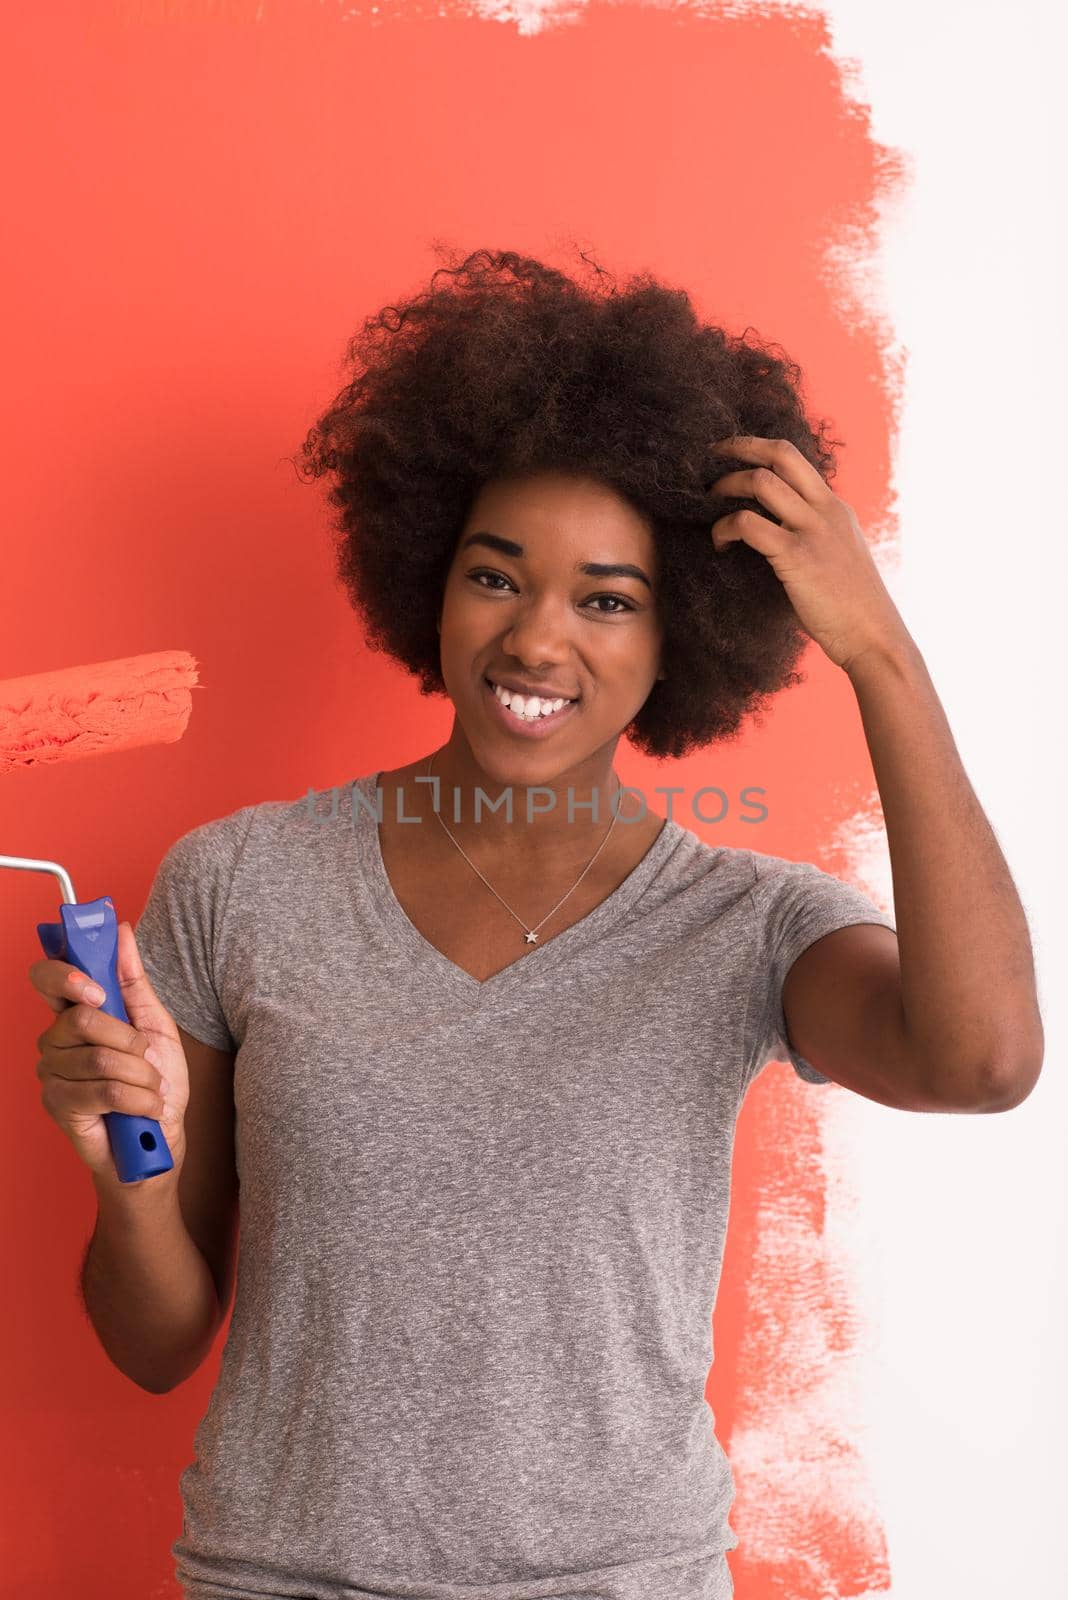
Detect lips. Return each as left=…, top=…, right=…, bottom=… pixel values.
left=485, top=675, right=579, bottom=702
left=481, top=674, right=581, bottom=738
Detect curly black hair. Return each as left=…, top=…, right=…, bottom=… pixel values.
left=291, top=245, right=843, bottom=761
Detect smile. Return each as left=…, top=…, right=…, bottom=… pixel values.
left=482, top=676, right=581, bottom=739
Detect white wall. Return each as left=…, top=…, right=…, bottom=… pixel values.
left=814, top=3, right=1066, bottom=1594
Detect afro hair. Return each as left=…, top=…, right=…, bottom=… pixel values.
left=292, top=244, right=844, bottom=761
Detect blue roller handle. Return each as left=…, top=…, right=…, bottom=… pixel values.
left=37, top=896, right=174, bottom=1184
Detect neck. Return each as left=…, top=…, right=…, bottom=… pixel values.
left=418, top=738, right=626, bottom=859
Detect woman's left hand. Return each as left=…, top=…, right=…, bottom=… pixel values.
left=708, top=434, right=912, bottom=673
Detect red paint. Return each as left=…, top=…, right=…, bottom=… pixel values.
left=2, top=3, right=905, bottom=1595
left=0, top=651, right=199, bottom=774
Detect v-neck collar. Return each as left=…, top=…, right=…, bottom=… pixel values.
left=348, top=770, right=683, bottom=1005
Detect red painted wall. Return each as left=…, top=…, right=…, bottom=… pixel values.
left=1, top=3, right=905, bottom=1594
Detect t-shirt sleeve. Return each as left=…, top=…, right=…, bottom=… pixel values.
left=132, top=807, right=257, bottom=1053
left=742, top=853, right=897, bottom=1091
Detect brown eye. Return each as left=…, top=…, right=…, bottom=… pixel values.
left=467, top=571, right=635, bottom=615
left=468, top=571, right=513, bottom=591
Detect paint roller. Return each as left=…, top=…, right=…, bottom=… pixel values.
left=1, top=649, right=200, bottom=1183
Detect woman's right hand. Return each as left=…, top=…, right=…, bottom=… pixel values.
left=30, top=921, right=189, bottom=1184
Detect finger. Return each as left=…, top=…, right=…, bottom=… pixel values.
left=37, top=1035, right=161, bottom=1086
left=712, top=507, right=789, bottom=558
left=710, top=436, right=832, bottom=505
left=114, top=921, right=179, bottom=1040
left=115, top=920, right=144, bottom=984
left=42, top=999, right=147, bottom=1058
left=58, top=1078, right=167, bottom=1124
left=28, top=958, right=107, bottom=1013
left=711, top=466, right=815, bottom=532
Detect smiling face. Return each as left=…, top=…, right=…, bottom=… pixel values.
left=436, top=471, right=667, bottom=789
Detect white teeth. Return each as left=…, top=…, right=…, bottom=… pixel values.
left=490, top=680, right=574, bottom=720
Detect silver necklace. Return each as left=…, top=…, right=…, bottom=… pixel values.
left=424, top=750, right=622, bottom=945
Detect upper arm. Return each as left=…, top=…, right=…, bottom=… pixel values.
left=177, top=1025, right=240, bottom=1317
left=781, top=923, right=990, bottom=1113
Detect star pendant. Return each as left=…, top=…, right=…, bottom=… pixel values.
left=524, top=930, right=539, bottom=944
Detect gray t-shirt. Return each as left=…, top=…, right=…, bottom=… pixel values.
left=134, top=771, right=896, bottom=1600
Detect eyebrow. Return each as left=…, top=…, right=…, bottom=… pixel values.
left=460, top=531, right=653, bottom=591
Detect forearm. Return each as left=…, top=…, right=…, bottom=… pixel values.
left=846, top=633, right=1044, bottom=1105
left=80, top=1169, right=222, bottom=1395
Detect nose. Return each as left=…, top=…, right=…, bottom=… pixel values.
left=499, top=594, right=577, bottom=670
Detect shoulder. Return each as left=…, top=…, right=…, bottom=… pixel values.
left=743, top=845, right=895, bottom=941
left=153, top=793, right=308, bottom=896
left=162, top=777, right=382, bottom=900
left=658, top=832, right=808, bottom=908
left=162, top=798, right=271, bottom=865
left=742, top=846, right=883, bottom=911
left=745, top=846, right=828, bottom=889
left=638, top=825, right=886, bottom=917
left=631, top=822, right=762, bottom=940
left=169, top=777, right=369, bottom=854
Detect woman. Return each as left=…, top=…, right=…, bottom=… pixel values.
left=40, top=248, right=1043, bottom=1600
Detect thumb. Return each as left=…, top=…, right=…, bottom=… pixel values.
left=114, top=920, right=178, bottom=1039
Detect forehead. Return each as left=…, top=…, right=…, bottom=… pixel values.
left=463, top=472, right=655, bottom=557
